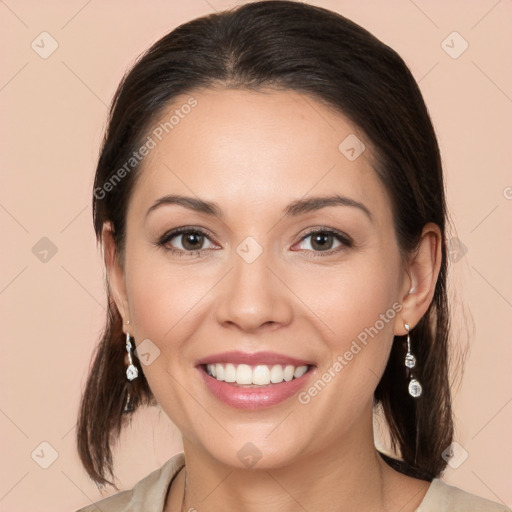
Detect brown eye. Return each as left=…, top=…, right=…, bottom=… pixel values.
left=295, top=229, right=352, bottom=254
left=179, top=232, right=205, bottom=250
left=309, top=232, right=335, bottom=251
left=159, top=228, right=216, bottom=253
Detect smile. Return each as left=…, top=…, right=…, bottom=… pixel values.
left=205, top=363, right=309, bottom=386
left=196, top=352, right=316, bottom=409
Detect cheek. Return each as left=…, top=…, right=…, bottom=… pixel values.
left=295, top=254, right=401, bottom=394
left=125, top=248, right=209, bottom=338
left=123, top=252, right=218, bottom=394
left=294, top=254, right=401, bottom=342
left=123, top=257, right=205, bottom=421
left=291, top=263, right=401, bottom=432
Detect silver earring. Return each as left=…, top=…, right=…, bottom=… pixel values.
left=404, top=323, right=422, bottom=398
left=125, top=331, right=138, bottom=381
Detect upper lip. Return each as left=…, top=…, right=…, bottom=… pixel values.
left=195, top=351, right=315, bottom=367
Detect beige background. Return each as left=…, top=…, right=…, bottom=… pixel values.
left=1, top=1, right=511, bottom=510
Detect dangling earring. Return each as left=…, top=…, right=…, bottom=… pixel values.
left=125, top=330, right=138, bottom=381
left=404, top=323, right=422, bottom=398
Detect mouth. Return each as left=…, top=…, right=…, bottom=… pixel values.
left=202, top=362, right=312, bottom=386
left=195, top=353, right=317, bottom=409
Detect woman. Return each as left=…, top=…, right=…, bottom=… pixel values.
left=75, top=1, right=510, bottom=511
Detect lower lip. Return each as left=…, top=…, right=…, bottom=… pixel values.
left=197, top=366, right=315, bottom=410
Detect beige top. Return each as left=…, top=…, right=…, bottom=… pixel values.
left=76, top=452, right=510, bottom=512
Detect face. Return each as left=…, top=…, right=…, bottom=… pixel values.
left=110, top=88, right=412, bottom=469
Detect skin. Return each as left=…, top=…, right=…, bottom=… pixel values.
left=104, top=88, right=442, bottom=512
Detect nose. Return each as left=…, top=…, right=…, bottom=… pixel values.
left=214, top=249, right=293, bottom=333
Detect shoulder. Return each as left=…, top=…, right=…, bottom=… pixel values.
left=417, top=478, right=511, bottom=512
left=74, top=452, right=185, bottom=512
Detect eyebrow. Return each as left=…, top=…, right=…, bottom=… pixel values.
left=145, top=195, right=222, bottom=220
left=145, top=193, right=373, bottom=222
left=284, top=194, right=373, bottom=221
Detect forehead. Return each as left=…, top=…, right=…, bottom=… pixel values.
left=129, top=88, right=391, bottom=223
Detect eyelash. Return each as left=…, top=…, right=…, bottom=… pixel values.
left=156, top=226, right=353, bottom=258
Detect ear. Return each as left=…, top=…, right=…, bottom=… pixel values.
left=102, top=221, right=130, bottom=334
left=394, top=222, right=443, bottom=336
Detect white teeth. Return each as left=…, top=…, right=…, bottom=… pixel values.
left=283, top=365, right=295, bottom=382
left=215, top=363, right=224, bottom=381
left=252, top=365, right=270, bottom=385
left=294, top=366, right=307, bottom=378
left=224, top=363, right=236, bottom=382
left=236, top=364, right=253, bottom=384
left=205, top=363, right=309, bottom=385
left=270, top=364, right=284, bottom=383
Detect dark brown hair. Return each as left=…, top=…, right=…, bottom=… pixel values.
left=77, top=0, right=453, bottom=490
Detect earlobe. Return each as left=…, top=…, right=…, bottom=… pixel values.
left=102, top=221, right=130, bottom=331
left=394, top=222, right=443, bottom=335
